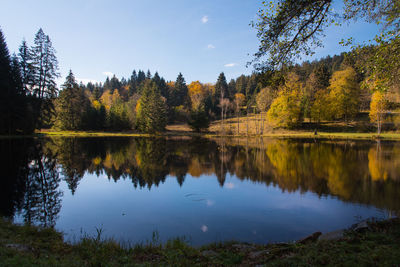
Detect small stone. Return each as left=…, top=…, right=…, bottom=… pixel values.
left=297, top=231, right=322, bottom=244
left=318, top=229, right=345, bottom=241
left=351, top=221, right=369, bottom=232
left=249, top=250, right=270, bottom=259
left=201, top=250, right=218, bottom=257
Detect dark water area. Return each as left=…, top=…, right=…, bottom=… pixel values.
left=1, top=137, right=399, bottom=246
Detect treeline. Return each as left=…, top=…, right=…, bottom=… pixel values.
left=1, top=27, right=398, bottom=134
left=61, top=47, right=398, bottom=133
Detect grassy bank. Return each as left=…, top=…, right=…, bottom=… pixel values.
left=36, top=129, right=400, bottom=140
left=1, top=217, right=399, bottom=266
left=1, top=116, right=400, bottom=140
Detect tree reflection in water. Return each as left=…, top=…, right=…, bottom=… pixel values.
left=1, top=137, right=400, bottom=226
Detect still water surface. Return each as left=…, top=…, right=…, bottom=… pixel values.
left=1, top=137, right=399, bottom=246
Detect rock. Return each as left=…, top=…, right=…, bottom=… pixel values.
left=318, top=229, right=345, bottom=241
left=201, top=250, right=218, bottom=257
left=351, top=220, right=369, bottom=232
left=249, top=250, right=270, bottom=259
left=5, top=243, right=31, bottom=252
left=297, top=231, right=322, bottom=244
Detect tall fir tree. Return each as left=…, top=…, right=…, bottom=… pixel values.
left=136, top=80, right=167, bottom=133
left=18, top=39, right=33, bottom=94
left=146, top=70, right=152, bottom=79
left=55, top=70, right=88, bottom=130
left=0, top=29, right=30, bottom=134
left=215, top=72, right=229, bottom=99
left=31, top=28, right=59, bottom=99
left=129, top=70, right=137, bottom=96
left=152, top=72, right=168, bottom=98
left=30, top=28, right=60, bottom=128
left=170, top=72, right=188, bottom=107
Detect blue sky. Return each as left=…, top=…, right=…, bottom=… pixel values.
left=0, top=0, right=379, bottom=85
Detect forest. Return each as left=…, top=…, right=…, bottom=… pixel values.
left=0, top=23, right=399, bottom=135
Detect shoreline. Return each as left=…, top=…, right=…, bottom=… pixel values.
left=1, top=129, right=400, bottom=140
left=1, top=216, right=399, bottom=265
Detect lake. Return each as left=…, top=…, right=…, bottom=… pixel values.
left=1, top=137, right=399, bottom=246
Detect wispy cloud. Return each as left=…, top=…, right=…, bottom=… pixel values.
left=201, top=15, right=208, bottom=24
left=224, top=63, right=237, bottom=67
left=224, top=182, right=235, bottom=189
left=207, top=44, right=215, bottom=49
left=77, top=78, right=100, bottom=84
left=102, top=71, right=113, bottom=77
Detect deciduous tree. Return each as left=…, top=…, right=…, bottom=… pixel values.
left=328, top=67, right=360, bottom=121
left=369, top=90, right=388, bottom=134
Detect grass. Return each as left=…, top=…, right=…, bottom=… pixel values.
left=1, top=217, right=400, bottom=266
left=1, top=114, right=400, bottom=140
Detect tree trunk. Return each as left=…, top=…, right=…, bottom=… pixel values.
left=237, top=110, right=239, bottom=135
left=246, top=108, right=249, bottom=136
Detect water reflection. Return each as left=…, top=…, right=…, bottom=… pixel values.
left=1, top=137, right=400, bottom=230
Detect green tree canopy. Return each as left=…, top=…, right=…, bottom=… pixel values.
left=252, top=0, right=399, bottom=71
left=136, top=80, right=167, bottom=133
left=55, top=70, right=88, bottom=130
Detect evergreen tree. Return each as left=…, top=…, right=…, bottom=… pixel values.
left=146, top=70, right=152, bottom=79
left=129, top=70, right=137, bottom=96
left=188, top=104, right=210, bottom=132
left=137, top=70, right=146, bottom=85
left=245, top=74, right=258, bottom=101
left=215, top=72, right=229, bottom=99
left=92, top=85, right=102, bottom=100
left=0, top=29, right=30, bottom=134
left=30, top=28, right=60, bottom=127
left=18, top=39, right=33, bottom=94
left=212, top=72, right=229, bottom=118
left=152, top=72, right=168, bottom=98
left=136, top=70, right=146, bottom=94
left=228, top=79, right=236, bottom=98
left=30, top=28, right=59, bottom=99
left=235, top=75, right=247, bottom=94
left=136, top=80, right=167, bottom=133
left=110, top=75, right=121, bottom=90
left=55, top=70, right=88, bottom=130
left=103, top=77, right=111, bottom=91
left=170, top=72, right=189, bottom=107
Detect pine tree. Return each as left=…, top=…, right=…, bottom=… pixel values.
left=129, top=70, right=137, bottom=96
left=18, top=39, right=33, bottom=94
left=136, top=80, right=167, bottom=133
left=188, top=104, right=210, bottom=132
left=30, top=28, right=60, bottom=128
left=55, top=70, right=88, bottom=130
left=146, top=70, right=152, bottom=79
left=110, top=75, right=121, bottom=90
left=152, top=72, right=168, bottom=98
left=170, top=72, right=188, bottom=107
left=103, top=77, right=111, bottom=91
left=137, top=70, right=146, bottom=85
left=0, top=29, right=30, bottom=134
left=31, top=28, right=59, bottom=99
